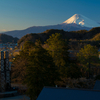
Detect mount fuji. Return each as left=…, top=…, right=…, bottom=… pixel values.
left=62, top=14, right=100, bottom=27
left=1, top=14, right=100, bottom=38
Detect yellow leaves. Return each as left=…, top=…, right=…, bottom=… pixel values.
left=77, top=44, right=98, bottom=59
left=77, top=44, right=98, bottom=71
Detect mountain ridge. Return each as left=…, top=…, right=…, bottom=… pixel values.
left=0, top=34, right=18, bottom=43
left=17, top=27, right=100, bottom=47
left=1, top=14, right=100, bottom=38
left=1, top=24, right=90, bottom=38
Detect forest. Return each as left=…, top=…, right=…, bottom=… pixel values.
left=11, top=27, right=100, bottom=100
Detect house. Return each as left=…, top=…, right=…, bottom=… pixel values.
left=37, top=87, right=100, bottom=100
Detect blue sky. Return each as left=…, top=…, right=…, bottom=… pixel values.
left=0, top=0, right=100, bottom=32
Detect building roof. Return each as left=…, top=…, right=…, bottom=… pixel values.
left=98, top=49, right=100, bottom=52
left=37, top=87, right=100, bottom=100
left=93, top=80, right=100, bottom=90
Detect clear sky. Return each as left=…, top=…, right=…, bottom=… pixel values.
left=0, top=0, right=100, bottom=32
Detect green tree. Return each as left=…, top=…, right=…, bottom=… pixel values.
left=45, top=33, right=69, bottom=77
left=77, top=44, right=99, bottom=78
left=12, top=40, right=59, bottom=100
left=11, top=54, right=27, bottom=83
left=11, top=41, right=35, bottom=83
left=24, top=41, right=58, bottom=99
left=67, top=63, right=82, bottom=79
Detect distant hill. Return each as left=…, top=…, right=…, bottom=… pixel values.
left=1, top=24, right=90, bottom=39
left=0, top=34, right=19, bottom=43
left=18, top=27, right=100, bottom=47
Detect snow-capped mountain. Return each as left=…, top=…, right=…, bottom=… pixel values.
left=1, top=14, right=99, bottom=38
left=62, top=14, right=100, bottom=27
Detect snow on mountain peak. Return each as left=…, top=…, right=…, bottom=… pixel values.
left=62, top=14, right=100, bottom=27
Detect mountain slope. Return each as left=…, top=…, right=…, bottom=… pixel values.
left=18, top=27, right=100, bottom=47
left=1, top=14, right=100, bottom=38
left=0, top=34, right=18, bottom=43
left=62, top=14, right=100, bottom=27
left=2, top=24, right=90, bottom=38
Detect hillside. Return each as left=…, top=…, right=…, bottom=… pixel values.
left=91, top=33, right=100, bottom=41
left=1, top=24, right=90, bottom=39
left=17, top=27, right=100, bottom=47
left=0, top=34, right=19, bottom=43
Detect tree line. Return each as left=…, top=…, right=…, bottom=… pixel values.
left=12, top=33, right=99, bottom=100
